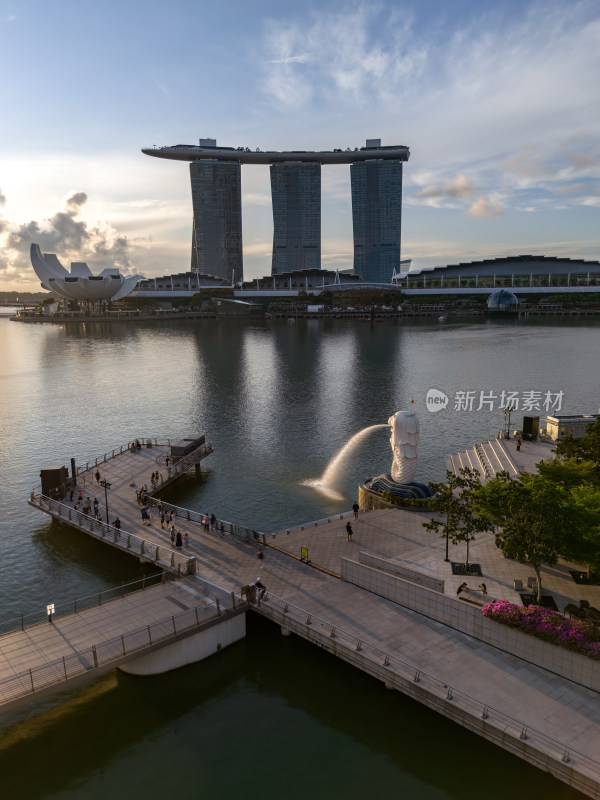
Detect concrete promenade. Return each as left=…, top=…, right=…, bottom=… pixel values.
left=21, top=439, right=600, bottom=797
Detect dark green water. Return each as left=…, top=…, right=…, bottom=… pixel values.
left=1, top=314, right=597, bottom=798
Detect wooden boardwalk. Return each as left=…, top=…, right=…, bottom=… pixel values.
left=19, top=439, right=600, bottom=797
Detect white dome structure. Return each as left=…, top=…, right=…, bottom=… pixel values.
left=30, top=244, right=142, bottom=302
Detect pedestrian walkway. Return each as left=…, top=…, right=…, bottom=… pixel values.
left=25, top=438, right=600, bottom=797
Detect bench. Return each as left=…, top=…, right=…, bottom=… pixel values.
left=458, top=590, right=489, bottom=607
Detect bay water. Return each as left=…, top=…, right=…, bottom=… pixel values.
left=1, top=313, right=598, bottom=799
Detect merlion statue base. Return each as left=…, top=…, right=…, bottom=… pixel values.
left=362, top=409, right=435, bottom=500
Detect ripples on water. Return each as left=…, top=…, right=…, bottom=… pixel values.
left=0, top=315, right=597, bottom=799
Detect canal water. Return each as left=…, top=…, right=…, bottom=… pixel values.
left=1, top=313, right=598, bottom=798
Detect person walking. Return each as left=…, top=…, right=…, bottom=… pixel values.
left=176, top=530, right=183, bottom=549
left=95, top=470, right=100, bottom=483
left=346, top=521, right=353, bottom=541
left=210, top=513, right=217, bottom=531
left=516, top=437, right=522, bottom=452
left=184, top=533, right=189, bottom=548
left=257, top=547, right=264, bottom=568
left=171, top=526, right=176, bottom=548
left=113, top=517, right=121, bottom=530
left=352, top=502, right=359, bottom=520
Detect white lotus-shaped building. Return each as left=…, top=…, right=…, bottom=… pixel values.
left=30, top=244, right=141, bottom=302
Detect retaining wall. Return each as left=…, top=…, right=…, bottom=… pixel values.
left=341, top=557, right=600, bottom=692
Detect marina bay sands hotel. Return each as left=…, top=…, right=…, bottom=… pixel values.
left=142, top=138, right=409, bottom=285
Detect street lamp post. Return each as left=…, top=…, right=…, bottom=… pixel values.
left=504, top=403, right=516, bottom=439
left=100, top=479, right=111, bottom=525
left=445, top=530, right=450, bottom=562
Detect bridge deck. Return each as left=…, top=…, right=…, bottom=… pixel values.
left=0, top=576, right=240, bottom=712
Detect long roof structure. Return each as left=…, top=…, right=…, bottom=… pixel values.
left=142, top=142, right=410, bottom=164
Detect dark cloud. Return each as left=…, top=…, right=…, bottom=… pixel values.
left=3, top=191, right=132, bottom=272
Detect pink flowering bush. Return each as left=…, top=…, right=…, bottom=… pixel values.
left=482, top=599, right=600, bottom=660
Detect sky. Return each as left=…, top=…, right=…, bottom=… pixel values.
left=1, top=0, right=599, bottom=290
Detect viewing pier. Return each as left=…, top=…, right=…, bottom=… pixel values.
left=7, top=437, right=600, bottom=798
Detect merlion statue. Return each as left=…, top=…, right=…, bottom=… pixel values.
left=388, top=410, right=419, bottom=484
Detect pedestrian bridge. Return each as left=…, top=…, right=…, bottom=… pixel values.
left=0, top=574, right=245, bottom=713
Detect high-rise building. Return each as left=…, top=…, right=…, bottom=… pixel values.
left=143, top=138, right=409, bottom=284
left=189, top=158, right=243, bottom=284
left=351, top=150, right=404, bottom=283
left=270, top=162, right=321, bottom=275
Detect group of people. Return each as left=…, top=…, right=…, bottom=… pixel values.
left=150, top=471, right=161, bottom=487
left=170, top=526, right=189, bottom=549
left=201, top=512, right=217, bottom=531
left=131, top=439, right=142, bottom=452
left=456, top=582, right=487, bottom=595
left=73, top=493, right=106, bottom=524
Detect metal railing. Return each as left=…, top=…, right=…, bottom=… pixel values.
left=271, top=510, right=354, bottom=538
left=0, top=578, right=246, bottom=709
left=75, top=438, right=165, bottom=475
left=143, top=494, right=266, bottom=545
left=0, top=572, right=170, bottom=637
left=141, top=441, right=214, bottom=490
left=253, top=591, right=600, bottom=779
left=29, top=492, right=196, bottom=574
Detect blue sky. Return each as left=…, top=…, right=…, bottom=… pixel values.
left=1, top=0, right=599, bottom=289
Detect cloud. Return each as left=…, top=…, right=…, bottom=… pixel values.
left=261, top=7, right=426, bottom=107
left=466, top=197, right=504, bottom=218
left=414, top=173, right=477, bottom=205
left=0, top=191, right=133, bottom=285
left=555, top=183, right=588, bottom=195
left=266, top=55, right=309, bottom=65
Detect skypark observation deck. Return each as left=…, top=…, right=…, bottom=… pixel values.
left=142, top=143, right=410, bottom=164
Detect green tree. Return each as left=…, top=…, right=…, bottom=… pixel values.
left=554, top=419, right=600, bottom=476
left=473, top=472, right=590, bottom=602
left=423, top=468, right=491, bottom=570
left=537, top=457, right=598, bottom=489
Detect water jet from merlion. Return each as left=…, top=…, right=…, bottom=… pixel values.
left=305, top=410, right=434, bottom=501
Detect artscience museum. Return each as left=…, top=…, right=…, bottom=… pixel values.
left=30, top=243, right=141, bottom=302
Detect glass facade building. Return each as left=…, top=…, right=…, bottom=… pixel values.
left=351, top=160, right=404, bottom=283
left=190, top=160, right=243, bottom=284
left=270, top=162, right=321, bottom=275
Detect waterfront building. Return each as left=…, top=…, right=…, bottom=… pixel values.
left=351, top=152, right=404, bottom=283
left=29, top=244, right=141, bottom=302
left=394, top=255, right=600, bottom=296
left=189, top=147, right=243, bottom=284
left=270, top=162, right=321, bottom=275
left=546, top=414, right=600, bottom=441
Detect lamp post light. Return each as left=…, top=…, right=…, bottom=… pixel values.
left=504, top=403, right=516, bottom=440
left=444, top=530, right=450, bottom=563
left=100, top=479, right=111, bottom=525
